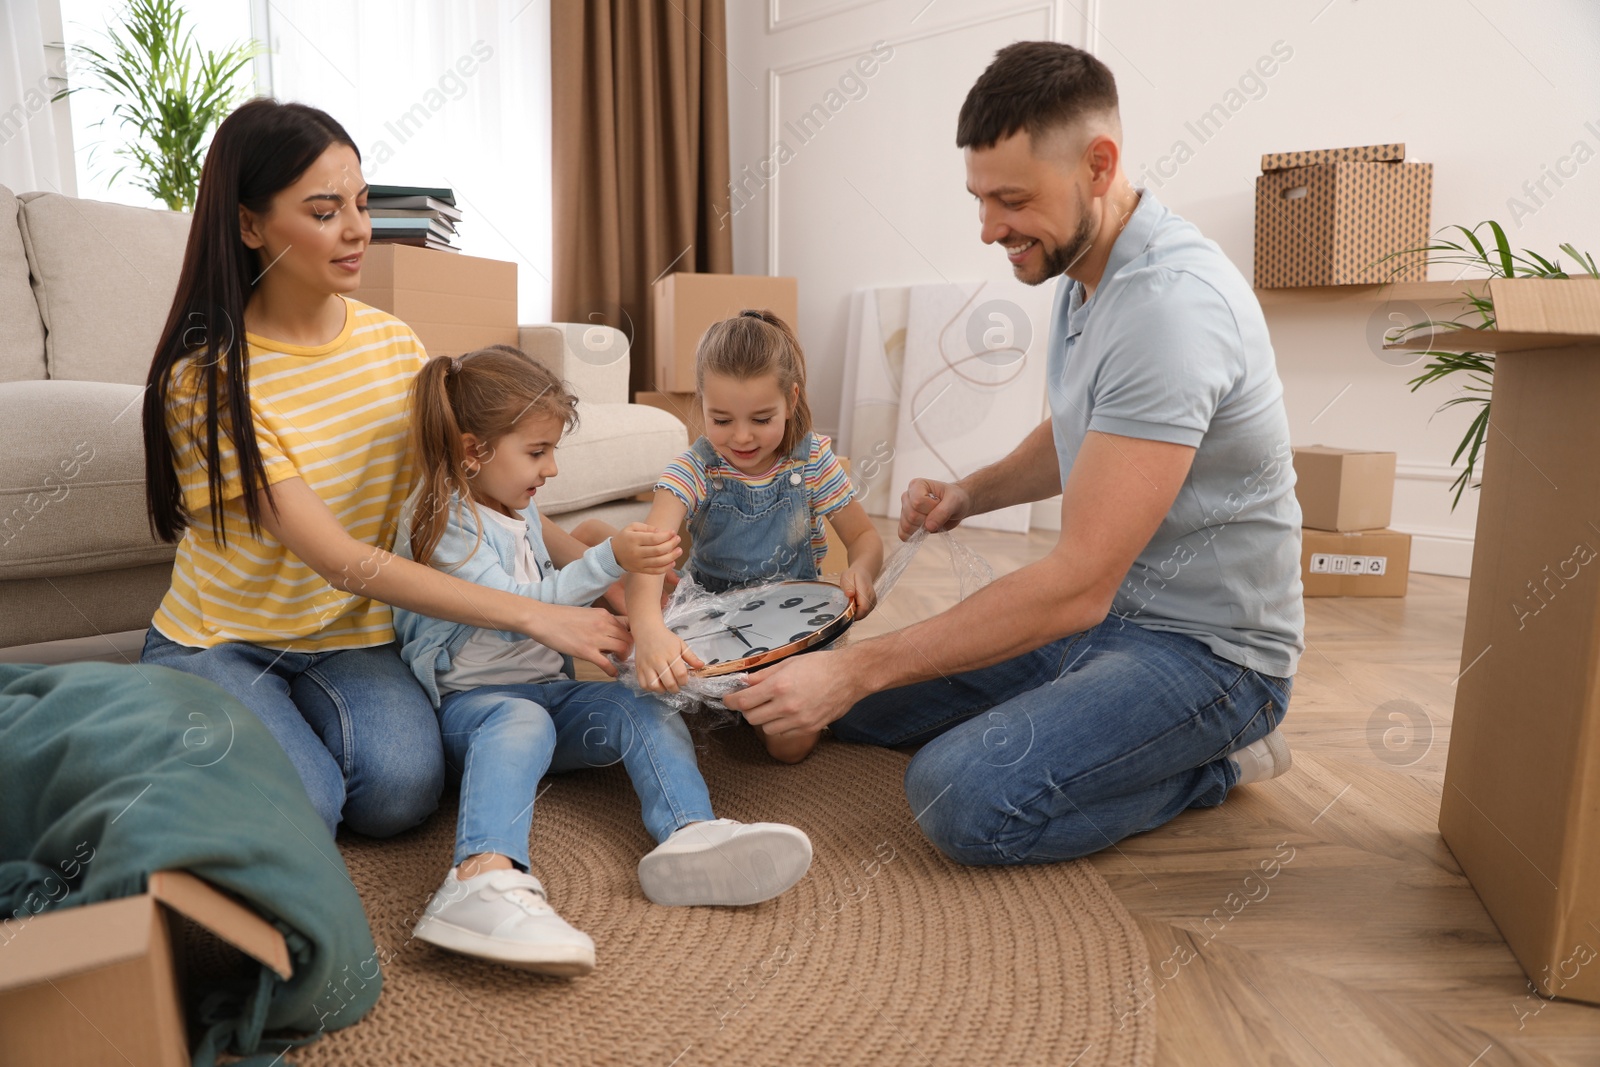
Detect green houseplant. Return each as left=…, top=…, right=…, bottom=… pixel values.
left=54, top=0, right=262, bottom=212
left=1390, top=222, right=1598, bottom=509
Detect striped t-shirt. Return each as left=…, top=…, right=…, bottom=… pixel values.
left=656, top=433, right=854, bottom=570
left=151, top=298, right=426, bottom=651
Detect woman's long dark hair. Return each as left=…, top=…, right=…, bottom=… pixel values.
left=143, top=99, right=359, bottom=545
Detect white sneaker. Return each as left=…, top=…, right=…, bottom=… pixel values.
left=412, top=868, right=596, bottom=976
left=638, top=819, right=812, bottom=907
left=1230, top=727, right=1293, bottom=787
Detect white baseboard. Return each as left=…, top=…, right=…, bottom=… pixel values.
left=1394, top=524, right=1474, bottom=578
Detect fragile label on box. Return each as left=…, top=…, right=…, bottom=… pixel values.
left=1308, top=553, right=1388, bottom=576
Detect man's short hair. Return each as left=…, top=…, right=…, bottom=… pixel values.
left=956, top=41, right=1119, bottom=150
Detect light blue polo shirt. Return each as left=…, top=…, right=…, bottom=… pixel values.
left=1048, top=190, right=1304, bottom=677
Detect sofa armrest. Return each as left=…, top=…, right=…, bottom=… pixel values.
left=518, top=323, right=630, bottom=406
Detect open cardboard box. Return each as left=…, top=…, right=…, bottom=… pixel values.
left=1389, top=277, right=1600, bottom=1002
left=0, top=871, right=291, bottom=1067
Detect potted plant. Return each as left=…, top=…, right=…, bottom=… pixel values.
left=54, top=0, right=262, bottom=212
left=1389, top=222, right=1598, bottom=509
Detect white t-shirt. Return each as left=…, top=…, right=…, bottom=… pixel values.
left=437, top=507, right=567, bottom=693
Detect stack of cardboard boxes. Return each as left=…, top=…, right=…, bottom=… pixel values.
left=1292, top=445, right=1410, bottom=597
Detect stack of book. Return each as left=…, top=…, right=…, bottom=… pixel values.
left=367, top=184, right=461, bottom=252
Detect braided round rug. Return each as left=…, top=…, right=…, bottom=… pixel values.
left=293, top=723, right=1156, bottom=1067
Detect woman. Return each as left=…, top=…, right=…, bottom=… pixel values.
left=140, top=99, right=631, bottom=837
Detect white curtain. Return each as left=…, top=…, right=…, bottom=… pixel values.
left=262, top=0, right=554, bottom=322
left=0, top=0, right=72, bottom=194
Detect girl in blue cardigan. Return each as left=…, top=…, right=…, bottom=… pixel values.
left=393, top=345, right=811, bottom=975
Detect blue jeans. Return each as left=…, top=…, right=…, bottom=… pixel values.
left=140, top=628, right=444, bottom=839
left=437, top=679, right=715, bottom=869
left=830, top=615, right=1293, bottom=865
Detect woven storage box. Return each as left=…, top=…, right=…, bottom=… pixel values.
left=1254, top=143, right=1432, bottom=288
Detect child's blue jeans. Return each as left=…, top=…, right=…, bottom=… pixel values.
left=437, top=679, right=716, bottom=869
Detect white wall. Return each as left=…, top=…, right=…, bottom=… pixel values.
left=726, top=0, right=1600, bottom=576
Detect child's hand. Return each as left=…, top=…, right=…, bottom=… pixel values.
left=840, top=565, right=878, bottom=620
left=635, top=627, right=704, bottom=694
left=613, top=523, right=681, bottom=575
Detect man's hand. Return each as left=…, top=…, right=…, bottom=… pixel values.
left=612, top=522, right=681, bottom=575
left=527, top=605, right=633, bottom=677
left=634, top=626, right=704, bottom=693
left=724, top=650, right=861, bottom=736
left=899, top=478, right=973, bottom=540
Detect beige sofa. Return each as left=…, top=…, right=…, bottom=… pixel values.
left=0, top=185, right=685, bottom=650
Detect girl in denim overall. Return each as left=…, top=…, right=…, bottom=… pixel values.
left=394, top=346, right=815, bottom=975
left=627, top=310, right=885, bottom=763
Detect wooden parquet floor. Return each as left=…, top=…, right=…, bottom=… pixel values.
left=839, top=520, right=1600, bottom=1067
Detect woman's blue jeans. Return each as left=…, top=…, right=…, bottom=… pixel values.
left=140, top=627, right=444, bottom=839
left=437, top=679, right=715, bottom=870
left=831, top=614, right=1293, bottom=865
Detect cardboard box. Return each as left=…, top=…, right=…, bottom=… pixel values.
left=1299, top=527, right=1410, bottom=597
left=0, top=871, right=291, bottom=1067
left=1254, top=142, right=1432, bottom=287
left=351, top=244, right=518, bottom=357
left=1389, top=277, right=1600, bottom=1003
left=651, top=273, right=799, bottom=392
left=636, top=390, right=705, bottom=443
left=1292, top=445, right=1396, bottom=531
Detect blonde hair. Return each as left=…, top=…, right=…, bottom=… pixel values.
left=694, top=309, right=812, bottom=455
left=408, top=344, right=578, bottom=568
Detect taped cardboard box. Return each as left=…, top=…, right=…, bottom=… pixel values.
left=0, top=870, right=291, bottom=1067
left=1254, top=142, right=1432, bottom=288
left=1292, top=445, right=1396, bottom=531
left=652, top=274, right=799, bottom=393
left=351, top=244, right=518, bottom=357
left=1300, top=528, right=1410, bottom=597
left=1389, top=277, right=1600, bottom=1002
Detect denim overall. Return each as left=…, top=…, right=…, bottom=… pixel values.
left=686, top=432, right=818, bottom=593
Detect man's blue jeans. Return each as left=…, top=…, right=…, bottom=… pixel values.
left=140, top=627, right=444, bottom=839
left=830, top=615, right=1293, bottom=865
left=437, top=680, right=715, bottom=870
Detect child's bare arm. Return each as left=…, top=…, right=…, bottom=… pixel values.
left=625, top=490, right=703, bottom=691
left=827, top=500, right=885, bottom=618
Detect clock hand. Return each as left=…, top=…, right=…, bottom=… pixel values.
left=679, top=621, right=757, bottom=643
left=727, top=625, right=753, bottom=649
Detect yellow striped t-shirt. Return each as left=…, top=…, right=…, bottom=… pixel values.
left=151, top=298, right=426, bottom=651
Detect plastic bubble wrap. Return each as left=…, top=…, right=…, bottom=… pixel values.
left=613, top=526, right=996, bottom=714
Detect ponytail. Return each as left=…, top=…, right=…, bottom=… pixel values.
left=407, top=345, right=580, bottom=568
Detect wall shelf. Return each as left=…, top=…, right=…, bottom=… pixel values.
left=1254, top=280, right=1489, bottom=308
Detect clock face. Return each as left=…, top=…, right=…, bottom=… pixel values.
left=667, top=580, right=854, bottom=677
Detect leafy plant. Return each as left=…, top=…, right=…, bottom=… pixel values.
left=1387, top=222, right=1598, bottom=510
left=54, top=0, right=262, bottom=212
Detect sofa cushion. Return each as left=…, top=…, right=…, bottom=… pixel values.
left=0, top=187, right=46, bottom=383
left=0, top=380, right=176, bottom=580
left=536, top=401, right=688, bottom=516
left=17, top=191, right=189, bottom=385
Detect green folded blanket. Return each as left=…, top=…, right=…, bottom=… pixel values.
left=0, top=662, right=382, bottom=1065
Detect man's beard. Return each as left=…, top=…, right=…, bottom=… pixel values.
left=1021, top=189, right=1094, bottom=286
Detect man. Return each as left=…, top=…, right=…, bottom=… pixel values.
left=725, top=41, right=1304, bottom=865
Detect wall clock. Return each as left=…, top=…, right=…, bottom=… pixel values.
left=667, top=580, right=854, bottom=677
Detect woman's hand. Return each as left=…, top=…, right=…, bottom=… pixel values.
left=525, top=604, right=633, bottom=677
left=839, top=565, right=878, bottom=619
left=634, top=626, right=704, bottom=694
left=612, top=522, right=681, bottom=575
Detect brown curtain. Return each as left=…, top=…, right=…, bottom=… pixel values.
left=551, top=0, right=734, bottom=399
